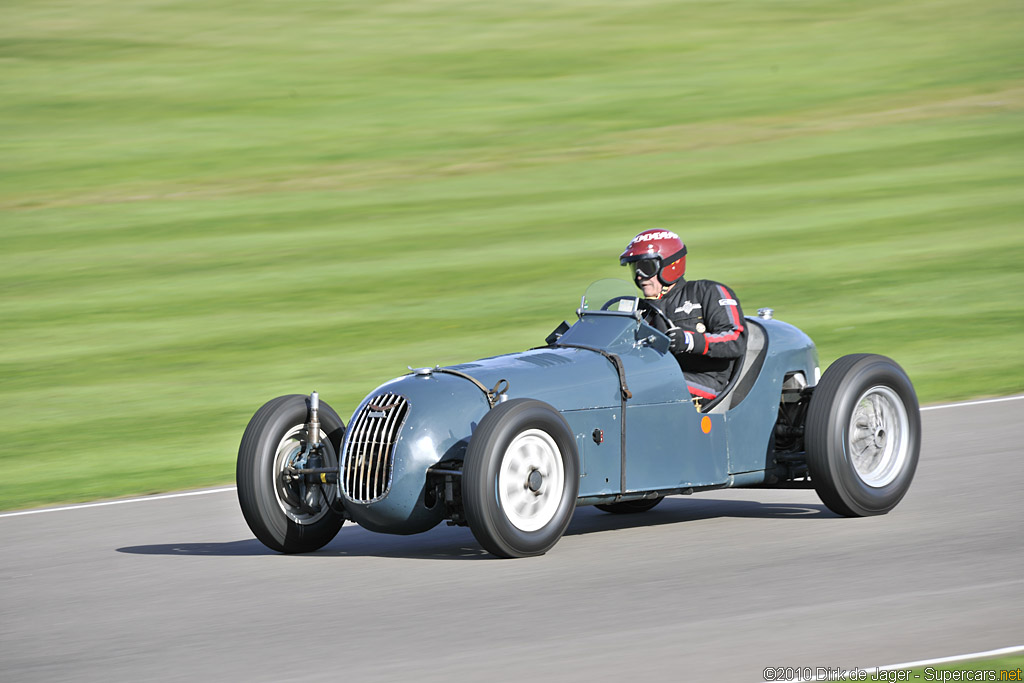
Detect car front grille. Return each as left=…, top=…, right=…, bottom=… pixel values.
left=341, top=393, right=410, bottom=503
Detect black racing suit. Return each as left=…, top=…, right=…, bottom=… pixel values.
left=641, top=279, right=747, bottom=400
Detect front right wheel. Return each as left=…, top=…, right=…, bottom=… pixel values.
left=462, top=399, right=580, bottom=558
left=237, top=394, right=346, bottom=553
left=805, top=354, right=921, bottom=517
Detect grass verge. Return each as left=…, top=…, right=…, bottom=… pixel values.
left=2, top=0, right=1022, bottom=509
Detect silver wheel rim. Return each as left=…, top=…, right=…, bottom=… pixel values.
left=497, top=428, right=565, bottom=532
left=273, top=424, right=338, bottom=525
left=848, top=385, right=910, bottom=488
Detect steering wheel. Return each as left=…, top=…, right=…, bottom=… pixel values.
left=639, top=300, right=680, bottom=332
left=599, top=296, right=639, bottom=312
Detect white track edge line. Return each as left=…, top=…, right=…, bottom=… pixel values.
left=3, top=395, right=1022, bottom=519
left=0, top=487, right=237, bottom=518
left=760, top=644, right=1024, bottom=682
left=920, top=395, right=1024, bottom=411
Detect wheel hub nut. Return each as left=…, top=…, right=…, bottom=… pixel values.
left=527, top=469, right=543, bottom=493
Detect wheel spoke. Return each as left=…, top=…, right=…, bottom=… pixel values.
left=497, top=428, right=565, bottom=533
left=847, top=386, right=911, bottom=488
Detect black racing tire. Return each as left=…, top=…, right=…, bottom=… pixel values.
left=595, top=497, right=664, bottom=514
left=463, top=399, right=580, bottom=558
left=237, top=394, right=346, bottom=553
left=805, top=354, right=920, bottom=517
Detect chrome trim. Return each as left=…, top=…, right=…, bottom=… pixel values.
left=341, top=393, right=410, bottom=503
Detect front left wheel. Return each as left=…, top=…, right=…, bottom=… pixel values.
left=462, top=399, right=580, bottom=558
left=237, top=394, right=345, bottom=553
left=805, top=354, right=920, bottom=517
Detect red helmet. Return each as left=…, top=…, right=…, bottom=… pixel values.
left=619, top=229, right=687, bottom=286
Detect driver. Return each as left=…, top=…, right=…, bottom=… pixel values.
left=620, top=229, right=747, bottom=405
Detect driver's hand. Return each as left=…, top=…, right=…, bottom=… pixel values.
left=669, top=329, right=695, bottom=354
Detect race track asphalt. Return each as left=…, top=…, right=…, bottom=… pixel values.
left=2, top=397, right=1022, bottom=682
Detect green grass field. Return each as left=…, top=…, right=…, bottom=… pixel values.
left=2, top=0, right=1022, bottom=510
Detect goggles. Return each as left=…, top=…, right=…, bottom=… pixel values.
left=627, top=257, right=661, bottom=282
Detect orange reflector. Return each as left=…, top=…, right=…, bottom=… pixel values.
left=701, top=416, right=712, bottom=434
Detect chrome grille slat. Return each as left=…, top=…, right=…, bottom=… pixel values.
left=357, top=396, right=377, bottom=500
left=347, top=396, right=373, bottom=499
left=341, top=393, right=409, bottom=503
left=362, top=393, right=384, bottom=499
left=347, top=395, right=375, bottom=500
left=375, top=393, right=402, bottom=497
left=358, top=395, right=374, bottom=501
left=346, top=399, right=372, bottom=502
left=362, top=393, right=388, bottom=500
left=369, top=392, right=396, bottom=500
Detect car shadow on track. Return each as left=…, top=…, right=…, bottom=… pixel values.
left=565, top=497, right=830, bottom=538
left=116, top=497, right=830, bottom=560
left=116, top=526, right=489, bottom=560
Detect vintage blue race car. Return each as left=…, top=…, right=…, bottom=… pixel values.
left=237, top=279, right=921, bottom=558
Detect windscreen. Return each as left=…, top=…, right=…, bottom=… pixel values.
left=580, top=278, right=640, bottom=315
